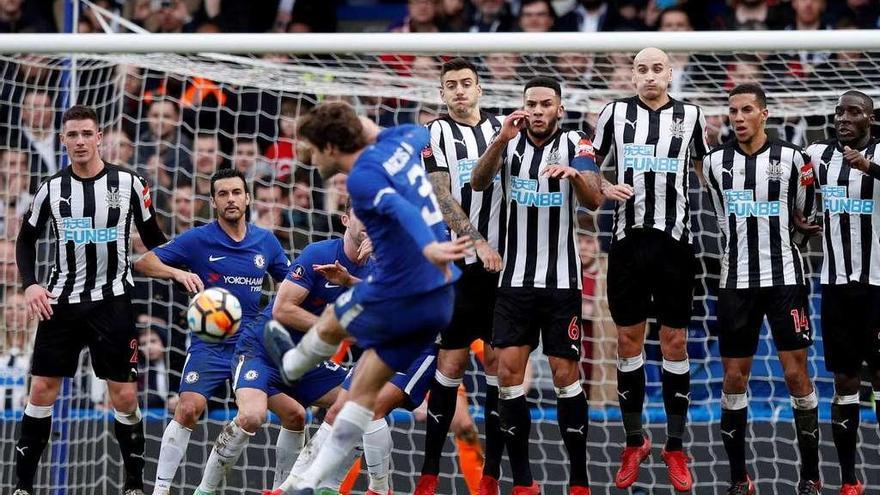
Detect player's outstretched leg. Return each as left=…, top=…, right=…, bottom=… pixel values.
left=107, top=381, right=146, bottom=495
left=13, top=377, right=60, bottom=495
left=264, top=311, right=345, bottom=384
left=415, top=369, right=465, bottom=495
left=269, top=395, right=308, bottom=488
left=153, top=392, right=207, bottom=495
left=363, top=418, right=393, bottom=495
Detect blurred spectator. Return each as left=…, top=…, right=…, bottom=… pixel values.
left=0, top=290, right=32, bottom=412
left=557, top=0, right=624, bottom=31
left=116, top=65, right=145, bottom=138
left=324, top=172, right=349, bottom=235
left=134, top=0, right=197, bottom=33
left=290, top=179, right=330, bottom=251
left=0, top=148, right=32, bottom=239
left=417, top=102, right=443, bottom=125
left=0, top=0, right=54, bottom=33
left=167, top=183, right=199, bottom=235
left=411, top=55, right=441, bottom=79
left=718, top=0, right=780, bottom=30
left=390, top=0, right=446, bottom=32
left=273, top=0, right=337, bottom=32
left=13, top=89, right=60, bottom=190
left=0, top=238, right=17, bottom=286
left=829, top=0, right=880, bottom=29
left=726, top=55, right=765, bottom=88
left=776, top=0, right=832, bottom=77
left=517, top=0, right=556, bottom=32
left=440, top=0, right=470, bottom=31
left=469, top=0, right=515, bottom=32
left=657, top=7, right=700, bottom=95
left=233, top=136, right=270, bottom=180
left=191, top=133, right=225, bottom=198
left=136, top=99, right=194, bottom=182
left=101, top=129, right=135, bottom=168
left=556, top=52, right=604, bottom=90
left=253, top=179, right=294, bottom=250
left=138, top=325, right=169, bottom=410
left=264, top=97, right=307, bottom=181
left=610, top=0, right=648, bottom=30
left=482, top=52, right=523, bottom=81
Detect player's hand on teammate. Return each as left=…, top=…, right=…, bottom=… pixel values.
left=542, top=165, right=580, bottom=179
left=601, top=181, right=635, bottom=202
left=356, top=235, right=373, bottom=264
left=793, top=210, right=822, bottom=236
left=314, top=261, right=357, bottom=287
left=843, top=146, right=871, bottom=173
left=475, top=238, right=502, bottom=273
left=423, top=236, right=474, bottom=282
left=172, top=269, right=204, bottom=294
left=496, top=110, right=529, bottom=142
left=24, top=284, right=55, bottom=321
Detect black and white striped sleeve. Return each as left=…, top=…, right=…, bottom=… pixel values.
left=130, top=173, right=166, bottom=249
left=691, top=106, right=710, bottom=160
left=591, top=102, right=615, bottom=157
left=422, top=120, right=448, bottom=173
left=795, top=150, right=817, bottom=221
left=16, top=181, right=51, bottom=287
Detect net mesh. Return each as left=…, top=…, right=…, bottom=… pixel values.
left=0, top=46, right=879, bottom=494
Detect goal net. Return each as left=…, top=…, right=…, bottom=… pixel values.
left=2, top=31, right=880, bottom=495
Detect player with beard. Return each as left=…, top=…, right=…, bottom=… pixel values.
left=471, top=76, right=603, bottom=495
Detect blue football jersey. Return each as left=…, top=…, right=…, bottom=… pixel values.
left=348, top=124, right=460, bottom=300
left=154, top=221, right=290, bottom=348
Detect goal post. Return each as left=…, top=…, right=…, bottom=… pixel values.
left=1, top=31, right=879, bottom=494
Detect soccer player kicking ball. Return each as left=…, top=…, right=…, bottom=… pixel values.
left=703, top=83, right=821, bottom=495
left=263, top=101, right=470, bottom=495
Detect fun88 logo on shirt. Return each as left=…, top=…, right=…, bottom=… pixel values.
left=61, top=217, right=118, bottom=244
left=724, top=190, right=781, bottom=217
left=510, top=177, right=563, bottom=207
left=622, top=144, right=681, bottom=173
left=823, top=185, right=874, bottom=214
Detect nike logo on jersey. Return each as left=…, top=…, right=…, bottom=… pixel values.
left=721, top=429, right=736, bottom=439
left=209, top=255, right=227, bottom=262
left=324, top=282, right=340, bottom=289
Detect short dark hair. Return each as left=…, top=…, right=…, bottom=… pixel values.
left=657, top=7, right=691, bottom=29
left=441, top=57, right=479, bottom=82
left=729, top=83, right=767, bottom=108
left=524, top=76, right=562, bottom=98
left=297, top=102, right=368, bottom=154
left=61, top=105, right=99, bottom=127
left=841, top=89, right=874, bottom=114
left=520, top=0, right=556, bottom=20
left=210, top=167, right=248, bottom=197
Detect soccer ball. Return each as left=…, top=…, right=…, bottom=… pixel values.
left=187, top=288, right=242, bottom=343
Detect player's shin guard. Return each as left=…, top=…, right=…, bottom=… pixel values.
left=14, top=403, right=53, bottom=492
left=274, top=427, right=305, bottom=488
left=661, top=358, right=690, bottom=451
left=792, top=390, right=821, bottom=483
left=831, top=393, right=861, bottom=485
left=617, top=355, right=646, bottom=447
left=720, top=393, right=748, bottom=483
left=556, top=381, right=589, bottom=488
left=114, top=407, right=146, bottom=491
left=199, top=420, right=255, bottom=493
left=364, top=418, right=392, bottom=493
left=483, top=375, right=503, bottom=480
left=282, top=329, right=338, bottom=382
left=421, top=371, right=462, bottom=475
left=499, top=384, right=533, bottom=487
left=297, top=402, right=373, bottom=489
left=154, top=419, right=192, bottom=494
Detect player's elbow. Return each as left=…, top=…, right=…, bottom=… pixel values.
left=470, top=171, right=490, bottom=191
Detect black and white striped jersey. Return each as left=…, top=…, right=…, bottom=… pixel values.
left=498, top=128, right=597, bottom=290
left=20, top=163, right=163, bottom=304
left=703, top=139, right=816, bottom=289
left=806, top=139, right=880, bottom=286
left=422, top=112, right=505, bottom=265
left=593, top=96, right=710, bottom=243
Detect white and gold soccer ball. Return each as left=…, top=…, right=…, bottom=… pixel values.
left=186, top=288, right=242, bottom=343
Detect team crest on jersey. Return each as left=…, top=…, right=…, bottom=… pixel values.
left=254, top=254, right=265, bottom=268
left=766, top=160, right=783, bottom=181
left=669, top=118, right=686, bottom=139
left=291, top=265, right=305, bottom=280
left=421, top=146, right=433, bottom=159
left=105, top=187, right=121, bottom=209
left=545, top=148, right=562, bottom=167
left=244, top=370, right=259, bottom=381
left=185, top=371, right=200, bottom=384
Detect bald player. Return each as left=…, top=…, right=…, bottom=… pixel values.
left=591, top=47, right=710, bottom=491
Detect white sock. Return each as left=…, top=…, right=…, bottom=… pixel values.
left=198, top=420, right=254, bottom=492
left=282, top=330, right=338, bottom=382
left=320, top=439, right=364, bottom=491
left=279, top=422, right=333, bottom=491
left=295, top=402, right=373, bottom=489
left=273, top=427, right=305, bottom=488
left=153, top=420, right=192, bottom=495
left=363, top=418, right=392, bottom=493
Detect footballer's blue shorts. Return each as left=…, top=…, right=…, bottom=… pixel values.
left=178, top=341, right=236, bottom=399
left=334, top=284, right=454, bottom=373
left=233, top=315, right=347, bottom=406
left=343, top=342, right=438, bottom=410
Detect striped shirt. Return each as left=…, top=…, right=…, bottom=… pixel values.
left=703, top=138, right=815, bottom=289
left=422, top=112, right=505, bottom=265
left=498, top=128, right=596, bottom=289
left=21, top=163, right=159, bottom=304
left=593, top=96, right=709, bottom=243
left=806, top=139, right=880, bottom=286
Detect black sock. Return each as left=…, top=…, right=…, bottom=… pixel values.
left=793, top=405, right=820, bottom=482
left=720, top=407, right=748, bottom=483
left=114, top=419, right=145, bottom=490
left=483, top=383, right=503, bottom=479
left=15, top=413, right=52, bottom=491
left=557, top=391, right=589, bottom=487
left=661, top=366, right=690, bottom=451
left=499, top=394, right=533, bottom=487
left=420, top=378, right=459, bottom=476
left=831, top=402, right=860, bottom=485
left=617, top=365, right=646, bottom=447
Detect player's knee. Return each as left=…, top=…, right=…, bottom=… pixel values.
left=659, top=329, right=688, bottom=359
left=833, top=373, right=860, bottom=396
left=783, top=367, right=810, bottom=393
left=29, top=378, right=61, bottom=405
left=722, top=370, right=748, bottom=393
left=175, top=398, right=204, bottom=426
left=617, top=331, right=643, bottom=357
left=548, top=357, right=580, bottom=387
left=496, top=359, right=523, bottom=386
left=438, top=355, right=468, bottom=379
left=109, top=386, right=138, bottom=411
left=236, top=410, right=267, bottom=432
left=279, top=404, right=307, bottom=431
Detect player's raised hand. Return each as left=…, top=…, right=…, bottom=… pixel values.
left=356, top=235, right=373, bottom=264
left=602, top=181, right=635, bottom=202
left=423, top=236, right=474, bottom=281
left=24, top=283, right=55, bottom=321
left=497, top=111, right=529, bottom=142
left=843, top=146, right=871, bottom=173
left=475, top=238, right=502, bottom=273
left=172, top=269, right=204, bottom=294
left=543, top=165, right=579, bottom=179
left=314, top=261, right=355, bottom=287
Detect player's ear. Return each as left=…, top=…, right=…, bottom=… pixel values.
left=557, top=103, right=564, bottom=118
left=340, top=212, right=350, bottom=228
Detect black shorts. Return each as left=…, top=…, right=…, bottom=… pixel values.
left=31, top=295, right=139, bottom=382
left=441, top=263, right=499, bottom=350
left=607, top=229, right=696, bottom=328
left=821, top=283, right=880, bottom=374
left=492, top=287, right=582, bottom=360
left=717, top=285, right=812, bottom=358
